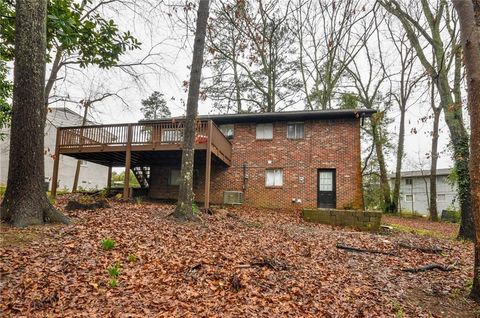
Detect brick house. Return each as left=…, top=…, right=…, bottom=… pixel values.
left=51, top=109, right=374, bottom=209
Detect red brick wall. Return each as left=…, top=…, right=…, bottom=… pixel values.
left=149, top=118, right=364, bottom=210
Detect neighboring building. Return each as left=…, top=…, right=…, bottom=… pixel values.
left=50, top=109, right=375, bottom=209
left=0, top=107, right=109, bottom=191
left=388, top=169, right=458, bottom=216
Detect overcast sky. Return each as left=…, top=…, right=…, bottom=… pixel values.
left=46, top=1, right=456, bottom=173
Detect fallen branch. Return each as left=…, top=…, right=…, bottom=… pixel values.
left=398, top=242, right=443, bottom=254
left=336, top=243, right=397, bottom=256
left=402, top=263, right=455, bottom=273
left=251, top=257, right=289, bottom=271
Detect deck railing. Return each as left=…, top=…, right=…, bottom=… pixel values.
left=58, top=120, right=232, bottom=163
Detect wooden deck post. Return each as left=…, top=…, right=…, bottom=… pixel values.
left=51, top=128, right=61, bottom=197
left=204, top=120, right=213, bottom=209
left=123, top=124, right=133, bottom=198
left=106, top=166, right=112, bottom=194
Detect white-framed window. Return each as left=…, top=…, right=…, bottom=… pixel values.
left=168, top=169, right=182, bottom=186
left=265, top=169, right=283, bottom=187
left=256, top=123, right=273, bottom=140
left=437, top=193, right=446, bottom=202
left=318, top=171, right=334, bottom=191
left=405, top=194, right=414, bottom=202
left=287, top=122, right=304, bottom=139
left=219, top=124, right=234, bottom=139
left=161, top=129, right=183, bottom=142
left=405, top=178, right=413, bottom=185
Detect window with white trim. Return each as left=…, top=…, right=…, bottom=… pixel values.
left=405, top=194, right=414, bottom=202
left=405, top=178, right=413, bottom=185
left=256, top=123, right=273, bottom=139
left=219, top=124, right=234, bottom=139
left=287, top=122, right=304, bottom=139
left=318, top=171, right=334, bottom=191
left=265, top=169, right=283, bottom=187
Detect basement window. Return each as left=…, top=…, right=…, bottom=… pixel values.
left=256, top=123, right=273, bottom=140
left=287, top=122, right=304, bottom=139
left=168, top=169, right=182, bottom=186
left=168, top=169, right=200, bottom=186
left=265, top=169, right=283, bottom=187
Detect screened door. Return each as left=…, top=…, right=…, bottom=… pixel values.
left=317, top=169, right=336, bottom=208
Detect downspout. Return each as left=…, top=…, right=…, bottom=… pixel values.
left=242, top=163, right=248, bottom=191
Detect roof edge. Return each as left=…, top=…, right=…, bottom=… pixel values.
left=141, top=109, right=376, bottom=125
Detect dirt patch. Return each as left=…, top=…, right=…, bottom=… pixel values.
left=0, top=223, right=41, bottom=247
left=383, top=214, right=460, bottom=239
left=399, top=286, right=480, bottom=318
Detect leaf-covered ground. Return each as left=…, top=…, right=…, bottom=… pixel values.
left=1, top=199, right=478, bottom=317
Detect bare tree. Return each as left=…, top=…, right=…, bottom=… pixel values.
left=427, top=73, right=442, bottom=221
left=205, top=0, right=301, bottom=113
left=174, top=0, right=210, bottom=220
left=378, top=0, right=474, bottom=240
left=0, top=0, right=68, bottom=227
left=452, top=0, right=480, bottom=301
left=384, top=18, right=425, bottom=214
left=347, top=30, right=393, bottom=212
left=292, top=0, right=378, bottom=110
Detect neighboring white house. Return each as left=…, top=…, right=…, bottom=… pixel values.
left=388, top=169, right=458, bottom=216
left=0, top=107, right=108, bottom=191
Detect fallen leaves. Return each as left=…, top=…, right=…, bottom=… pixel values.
left=0, top=198, right=477, bottom=317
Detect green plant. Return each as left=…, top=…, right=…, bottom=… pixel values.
left=101, top=238, right=116, bottom=250
left=107, top=262, right=121, bottom=277
left=192, top=202, right=201, bottom=215
left=391, top=301, right=404, bottom=318
left=108, top=278, right=119, bottom=288
left=441, top=209, right=461, bottom=223
left=466, top=278, right=473, bottom=290
left=127, top=254, right=138, bottom=262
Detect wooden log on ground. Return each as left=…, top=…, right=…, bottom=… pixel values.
left=402, top=263, right=454, bottom=273
left=336, top=243, right=397, bottom=256
left=398, top=242, right=443, bottom=254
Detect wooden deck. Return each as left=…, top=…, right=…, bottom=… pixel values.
left=51, top=120, right=232, bottom=208
left=56, top=120, right=232, bottom=165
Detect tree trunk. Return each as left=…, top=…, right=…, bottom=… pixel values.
left=0, top=0, right=69, bottom=227
left=371, top=113, right=392, bottom=213
left=392, top=106, right=406, bottom=213
left=72, top=102, right=89, bottom=192
left=429, top=105, right=441, bottom=221
left=436, top=76, right=474, bottom=239
left=173, top=0, right=210, bottom=220
left=453, top=0, right=480, bottom=301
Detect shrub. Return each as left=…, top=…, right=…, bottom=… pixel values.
left=101, top=238, right=116, bottom=250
